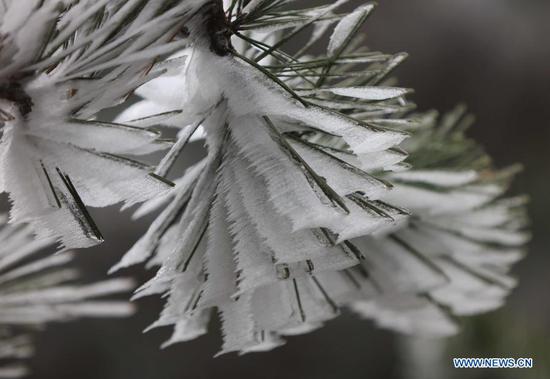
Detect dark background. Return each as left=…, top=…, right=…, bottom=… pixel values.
left=28, top=1, right=550, bottom=378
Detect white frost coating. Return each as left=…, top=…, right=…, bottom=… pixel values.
left=327, top=3, right=375, bottom=56
left=353, top=237, right=448, bottom=294
left=0, top=217, right=133, bottom=375
left=287, top=106, right=409, bottom=154
left=312, top=86, right=411, bottom=101
left=115, top=100, right=176, bottom=125
left=296, top=104, right=527, bottom=337
left=160, top=311, right=210, bottom=348
left=353, top=295, right=458, bottom=337
left=229, top=156, right=332, bottom=263
left=114, top=38, right=410, bottom=352
left=132, top=159, right=208, bottom=220
left=381, top=183, right=501, bottom=215
left=357, top=149, right=408, bottom=171
left=110, top=0, right=526, bottom=354
left=229, top=115, right=341, bottom=231
left=200, top=193, right=236, bottom=308
left=429, top=259, right=512, bottom=316
left=388, top=170, right=478, bottom=187
left=0, top=0, right=196, bottom=249
left=0, top=333, right=32, bottom=378
left=288, top=139, right=388, bottom=197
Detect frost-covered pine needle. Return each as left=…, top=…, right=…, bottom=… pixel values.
left=0, top=0, right=527, bottom=357
left=111, top=0, right=527, bottom=354
left=0, top=0, right=207, bottom=249
left=0, top=215, right=134, bottom=377
left=306, top=106, right=528, bottom=335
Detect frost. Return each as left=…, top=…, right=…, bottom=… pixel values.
left=105, top=1, right=528, bottom=354
left=0, top=217, right=133, bottom=376
left=311, top=86, right=411, bottom=101
left=0, top=0, right=527, bottom=359
left=327, top=3, right=375, bottom=56
left=0, top=0, right=200, bottom=249
left=111, top=1, right=422, bottom=354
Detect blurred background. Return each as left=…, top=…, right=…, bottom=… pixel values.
left=24, top=0, right=550, bottom=378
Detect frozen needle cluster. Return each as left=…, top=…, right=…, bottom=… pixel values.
left=0, top=216, right=133, bottom=378
left=0, top=0, right=528, bottom=360
left=110, top=0, right=528, bottom=354
left=0, top=0, right=201, bottom=248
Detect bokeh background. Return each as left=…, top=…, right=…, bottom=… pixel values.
left=24, top=0, right=550, bottom=378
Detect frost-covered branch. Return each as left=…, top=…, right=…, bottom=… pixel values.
left=0, top=215, right=133, bottom=377
left=108, top=0, right=527, bottom=354
left=0, top=0, right=205, bottom=249
left=0, top=0, right=528, bottom=360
